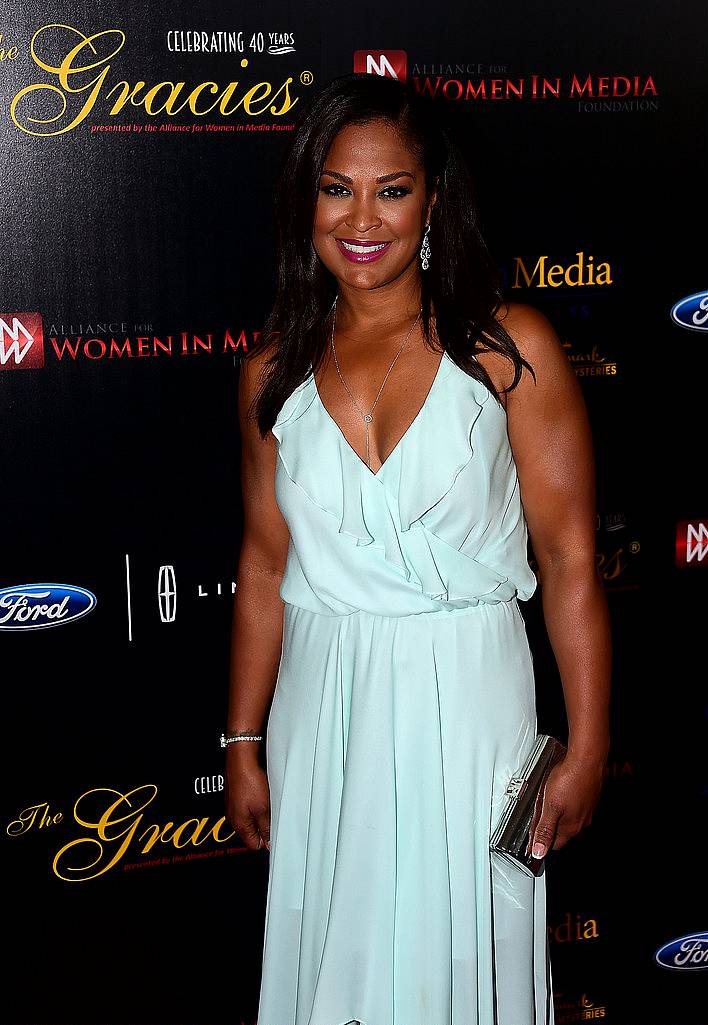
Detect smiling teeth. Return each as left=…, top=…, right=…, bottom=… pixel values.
left=340, top=240, right=388, bottom=253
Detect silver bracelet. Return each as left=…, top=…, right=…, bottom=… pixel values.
left=220, top=731, right=263, bottom=748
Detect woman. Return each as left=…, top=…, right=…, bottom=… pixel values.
left=225, top=73, right=611, bottom=1025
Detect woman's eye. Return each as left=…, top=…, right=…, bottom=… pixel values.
left=380, top=186, right=412, bottom=198
left=320, top=184, right=412, bottom=199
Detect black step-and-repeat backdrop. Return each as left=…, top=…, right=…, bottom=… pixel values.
left=2, top=3, right=706, bottom=1024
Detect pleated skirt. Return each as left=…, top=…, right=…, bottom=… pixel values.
left=257, top=597, right=555, bottom=1025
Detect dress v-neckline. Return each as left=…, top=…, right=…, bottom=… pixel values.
left=311, top=350, right=449, bottom=479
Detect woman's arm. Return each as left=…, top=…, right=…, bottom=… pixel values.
left=224, top=346, right=291, bottom=851
left=499, top=303, right=612, bottom=859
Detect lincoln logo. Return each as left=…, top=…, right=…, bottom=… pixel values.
left=158, top=565, right=177, bottom=622
left=0, top=584, right=97, bottom=630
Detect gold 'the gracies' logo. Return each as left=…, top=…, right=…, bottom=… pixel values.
left=7, top=785, right=237, bottom=881
left=10, top=24, right=301, bottom=136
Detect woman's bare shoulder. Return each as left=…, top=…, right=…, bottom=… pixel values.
left=240, top=340, right=277, bottom=399
left=469, top=301, right=558, bottom=399
left=473, top=301, right=566, bottom=396
left=495, top=301, right=566, bottom=366
left=238, top=338, right=281, bottom=435
left=498, top=301, right=585, bottom=431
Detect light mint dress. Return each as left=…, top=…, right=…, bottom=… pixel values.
left=257, top=348, right=555, bottom=1025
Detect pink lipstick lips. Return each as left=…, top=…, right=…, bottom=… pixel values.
left=335, top=237, right=393, bottom=264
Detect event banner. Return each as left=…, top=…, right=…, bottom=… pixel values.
left=2, top=2, right=705, bottom=1024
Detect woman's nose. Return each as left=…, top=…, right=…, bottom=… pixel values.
left=345, top=195, right=382, bottom=232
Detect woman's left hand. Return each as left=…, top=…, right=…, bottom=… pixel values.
left=529, top=753, right=607, bottom=860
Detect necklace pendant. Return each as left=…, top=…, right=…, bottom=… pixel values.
left=363, top=413, right=373, bottom=423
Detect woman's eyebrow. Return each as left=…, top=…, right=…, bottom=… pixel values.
left=321, top=169, right=416, bottom=184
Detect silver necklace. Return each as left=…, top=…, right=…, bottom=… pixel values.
left=329, top=294, right=423, bottom=470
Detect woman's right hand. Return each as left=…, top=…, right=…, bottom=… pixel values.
left=224, top=748, right=271, bottom=852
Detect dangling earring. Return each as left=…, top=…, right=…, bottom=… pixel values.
left=420, top=224, right=431, bottom=271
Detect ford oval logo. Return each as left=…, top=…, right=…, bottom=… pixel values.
left=655, top=931, right=708, bottom=969
left=0, top=583, right=97, bottom=631
left=670, top=291, right=708, bottom=331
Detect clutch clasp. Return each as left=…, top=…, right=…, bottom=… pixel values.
left=505, top=776, right=528, bottom=799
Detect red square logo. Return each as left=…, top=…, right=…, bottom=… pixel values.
left=675, top=519, right=708, bottom=567
left=353, top=50, right=407, bottom=80
left=0, top=313, right=44, bottom=369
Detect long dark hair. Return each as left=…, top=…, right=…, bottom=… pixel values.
left=249, top=72, right=534, bottom=436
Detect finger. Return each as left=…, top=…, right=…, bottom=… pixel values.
left=236, top=818, right=263, bottom=851
left=531, top=810, right=561, bottom=859
left=553, top=821, right=587, bottom=850
left=256, top=811, right=271, bottom=851
left=525, top=788, right=546, bottom=857
left=552, top=832, right=571, bottom=850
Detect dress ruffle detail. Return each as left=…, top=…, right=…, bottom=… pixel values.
left=393, top=380, right=490, bottom=531
left=271, top=375, right=317, bottom=438
left=273, top=380, right=378, bottom=548
left=272, top=365, right=526, bottom=610
left=408, top=523, right=517, bottom=605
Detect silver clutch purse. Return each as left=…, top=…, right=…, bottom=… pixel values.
left=489, top=733, right=567, bottom=877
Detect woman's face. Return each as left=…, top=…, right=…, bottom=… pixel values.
left=312, top=119, right=436, bottom=291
